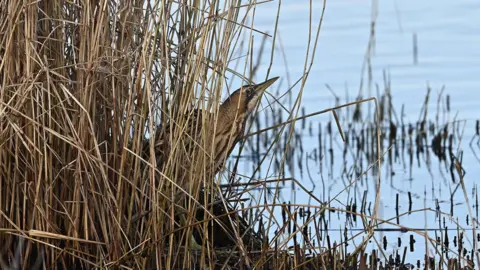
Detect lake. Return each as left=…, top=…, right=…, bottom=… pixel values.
left=225, top=0, right=480, bottom=266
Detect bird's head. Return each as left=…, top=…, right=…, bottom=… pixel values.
left=221, top=77, right=279, bottom=117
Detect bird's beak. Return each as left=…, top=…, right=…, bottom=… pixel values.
left=247, top=77, right=279, bottom=111
left=254, top=76, right=279, bottom=94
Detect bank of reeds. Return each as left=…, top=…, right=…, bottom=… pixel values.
left=0, top=0, right=290, bottom=268
left=2, top=1, right=477, bottom=269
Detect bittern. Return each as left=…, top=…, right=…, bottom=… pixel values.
left=145, top=76, right=279, bottom=182
left=141, top=76, right=279, bottom=249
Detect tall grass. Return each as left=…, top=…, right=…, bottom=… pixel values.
left=3, top=1, right=476, bottom=269
left=0, top=0, right=288, bottom=268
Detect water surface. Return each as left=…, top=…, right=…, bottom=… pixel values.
left=227, top=0, right=480, bottom=265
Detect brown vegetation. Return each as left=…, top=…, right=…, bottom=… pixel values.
left=0, top=1, right=477, bottom=270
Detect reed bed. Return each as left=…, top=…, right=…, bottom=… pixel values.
left=0, top=0, right=290, bottom=268
left=0, top=0, right=333, bottom=268
left=0, top=0, right=478, bottom=270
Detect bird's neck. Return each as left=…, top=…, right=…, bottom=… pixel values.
left=217, top=102, right=248, bottom=138
left=209, top=104, right=249, bottom=169
left=218, top=97, right=249, bottom=122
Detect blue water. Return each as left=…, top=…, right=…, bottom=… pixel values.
left=226, top=0, right=480, bottom=266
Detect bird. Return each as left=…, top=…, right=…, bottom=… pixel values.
left=142, top=76, right=279, bottom=184
left=139, top=76, right=279, bottom=250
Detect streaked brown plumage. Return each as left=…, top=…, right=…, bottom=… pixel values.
left=138, top=77, right=278, bottom=250
left=144, top=77, right=279, bottom=183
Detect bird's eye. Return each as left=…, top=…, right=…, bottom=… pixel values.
left=246, top=88, right=255, bottom=98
